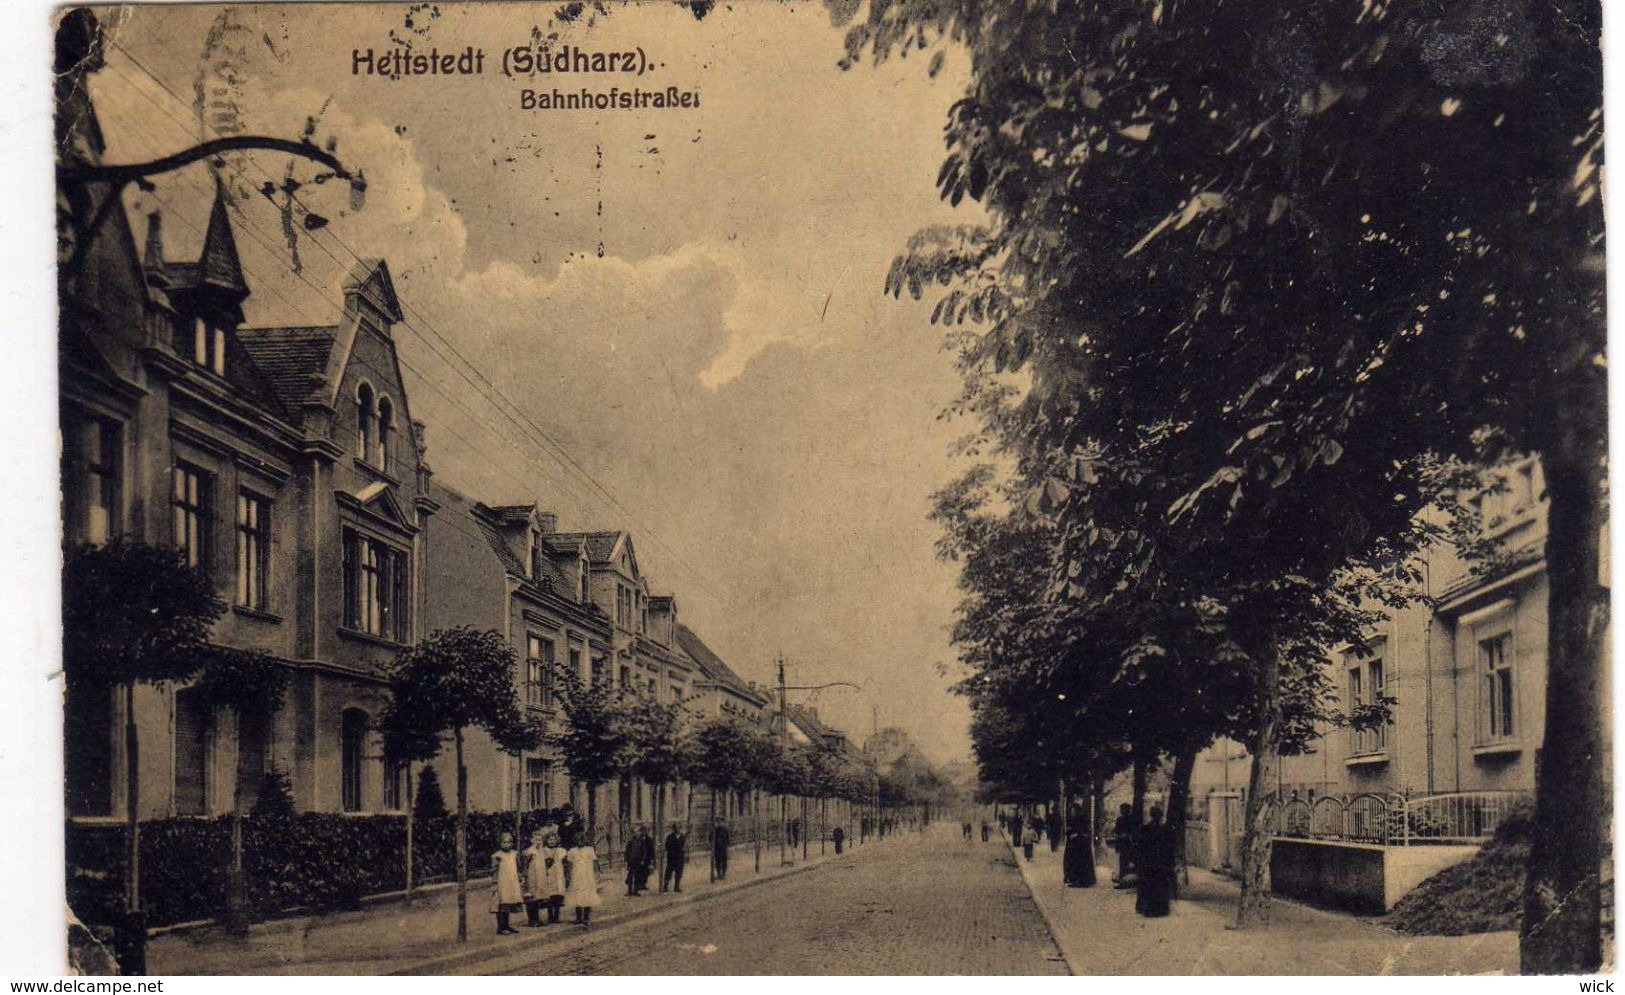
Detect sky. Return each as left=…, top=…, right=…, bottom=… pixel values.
left=88, top=1, right=983, bottom=763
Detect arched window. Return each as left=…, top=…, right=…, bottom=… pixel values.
left=376, top=397, right=394, bottom=472
left=341, top=708, right=368, bottom=812
left=356, top=384, right=375, bottom=464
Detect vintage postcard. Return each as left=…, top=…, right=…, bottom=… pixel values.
left=44, top=0, right=1611, bottom=979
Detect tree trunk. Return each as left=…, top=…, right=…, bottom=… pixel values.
left=1167, top=746, right=1199, bottom=895
left=820, top=797, right=827, bottom=855
left=802, top=796, right=809, bottom=860
left=753, top=789, right=762, bottom=872
left=455, top=727, right=468, bottom=943
left=405, top=762, right=415, bottom=893
left=1235, top=642, right=1282, bottom=929
left=709, top=788, right=718, bottom=882
left=1131, top=747, right=1150, bottom=825
left=124, top=682, right=139, bottom=915
left=780, top=793, right=788, bottom=865
left=654, top=783, right=666, bottom=887
left=226, top=719, right=248, bottom=936
left=1522, top=430, right=1609, bottom=973
left=587, top=780, right=599, bottom=844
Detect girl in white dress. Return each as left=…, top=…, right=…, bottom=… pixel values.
left=491, top=832, right=524, bottom=935
left=540, top=832, right=567, bottom=924
left=521, top=831, right=547, bottom=927
left=564, top=841, right=601, bottom=925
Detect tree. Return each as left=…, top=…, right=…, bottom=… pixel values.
left=549, top=666, right=631, bottom=843
left=840, top=0, right=1602, bottom=961
left=685, top=717, right=759, bottom=879
left=622, top=694, right=686, bottom=884
left=381, top=627, right=540, bottom=942
left=187, top=647, right=288, bottom=932
left=63, top=540, right=224, bottom=969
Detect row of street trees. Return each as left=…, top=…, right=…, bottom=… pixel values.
left=836, top=0, right=1606, bottom=973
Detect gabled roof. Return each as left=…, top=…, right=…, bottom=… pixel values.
left=550, top=530, right=626, bottom=565
left=237, top=325, right=339, bottom=411
left=343, top=258, right=404, bottom=323
left=675, top=624, right=765, bottom=706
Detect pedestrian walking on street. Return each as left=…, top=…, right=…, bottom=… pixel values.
left=565, top=841, right=602, bottom=926
left=1021, top=820, right=1037, bottom=861
left=540, top=832, right=567, bottom=924
left=625, top=824, right=655, bottom=896
left=1111, top=804, right=1137, bottom=888
left=980, top=820, right=991, bottom=842
left=712, top=817, right=731, bottom=880
left=832, top=825, right=845, bottom=854
left=662, top=825, right=687, bottom=893
left=490, top=833, right=524, bottom=935
left=1134, top=804, right=1176, bottom=918
left=1008, top=811, right=1024, bottom=849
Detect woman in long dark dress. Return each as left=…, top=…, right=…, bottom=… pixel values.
left=1134, top=804, right=1175, bottom=917
left=1062, top=808, right=1095, bottom=887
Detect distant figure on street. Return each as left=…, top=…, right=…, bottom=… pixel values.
left=490, top=832, right=523, bottom=935
left=662, top=825, right=688, bottom=893
left=1021, top=819, right=1038, bottom=861
left=832, top=825, right=845, bottom=854
left=1008, top=811, right=1024, bottom=849
left=521, top=831, right=548, bottom=927
left=565, top=840, right=601, bottom=926
left=558, top=804, right=585, bottom=848
left=962, top=820, right=972, bottom=840
left=712, top=818, right=731, bottom=880
left=1134, top=804, right=1176, bottom=918
left=981, top=820, right=991, bottom=842
left=1111, top=804, right=1137, bottom=888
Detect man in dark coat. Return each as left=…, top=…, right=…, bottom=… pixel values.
left=832, top=825, right=845, bottom=854
left=1134, top=804, right=1176, bottom=918
left=981, top=820, right=991, bottom=842
left=1008, top=811, right=1024, bottom=849
left=1111, top=804, right=1137, bottom=888
left=711, top=818, right=731, bottom=880
left=625, top=824, right=655, bottom=895
left=662, top=825, right=687, bottom=893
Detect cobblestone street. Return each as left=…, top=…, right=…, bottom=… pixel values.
left=477, top=828, right=1068, bottom=975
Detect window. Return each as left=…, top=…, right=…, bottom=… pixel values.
left=1349, top=657, right=1386, bottom=755
left=527, top=635, right=554, bottom=708
left=172, top=464, right=210, bottom=571
left=579, top=560, right=590, bottom=602
left=619, top=664, right=631, bottom=688
left=570, top=648, right=583, bottom=683
left=341, top=708, right=368, bottom=812
left=191, top=318, right=227, bottom=376
left=236, top=491, right=270, bottom=610
left=342, top=529, right=408, bottom=641
left=528, top=531, right=542, bottom=582
left=1480, top=633, right=1516, bottom=742
left=383, top=759, right=406, bottom=812
left=64, top=414, right=120, bottom=546
left=525, top=758, right=552, bottom=810
left=174, top=687, right=210, bottom=816
left=376, top=397, right=393, bottom=472
left=357, top=384, right=375, bottom=465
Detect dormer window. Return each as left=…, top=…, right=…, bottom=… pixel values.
left=528, top=529, right=542, bottom=581
left=192, top=317, right=226, bottom=376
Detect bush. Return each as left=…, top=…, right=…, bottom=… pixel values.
left=65, top=809, right=554, bottom=929
left=414, top=767, right=447, bottom=821
left=252, top=766, right=296, bottom=819
left=1385, top=803, right=1534, bottom=936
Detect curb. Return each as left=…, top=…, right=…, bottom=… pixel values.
left=391, top=846, right=858, bottom=975
left=1004, top=836, right=1082, bottom=975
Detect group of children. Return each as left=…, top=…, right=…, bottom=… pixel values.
left=490, top=829, right=602, bottom=934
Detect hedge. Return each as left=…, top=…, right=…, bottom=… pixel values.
left=66, top=811, right=543, bottom=929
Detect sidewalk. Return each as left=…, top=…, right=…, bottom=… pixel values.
left=148, top=837, right=859, bottom=975
left=1007, top=835, right=1518, bottom=975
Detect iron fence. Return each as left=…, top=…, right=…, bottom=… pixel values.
left=1264, top=789, right=1525, bottom=846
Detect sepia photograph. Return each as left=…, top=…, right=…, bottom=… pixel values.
left=24, top=0, right=1616, bottom=980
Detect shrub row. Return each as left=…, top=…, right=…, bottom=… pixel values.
left=66, top=812, right=527, bottom=929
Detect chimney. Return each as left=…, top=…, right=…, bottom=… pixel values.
left=142, top=211, right=167, bottom=285
left=536, top=512, right=558, bottom=533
